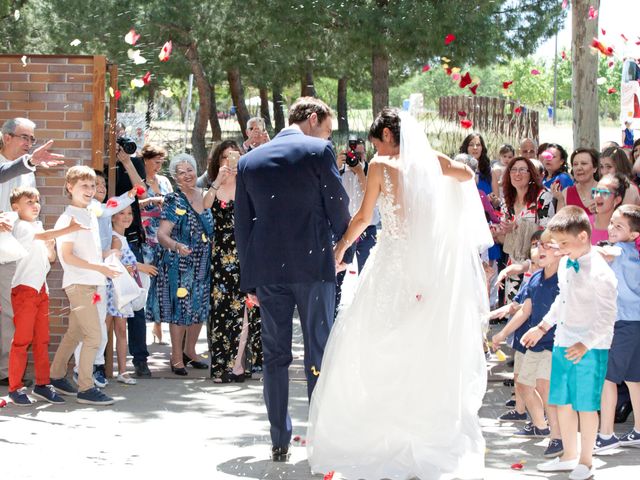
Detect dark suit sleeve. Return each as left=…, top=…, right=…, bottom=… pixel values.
left=0, top=156, right=33, bottom=184
left=319, top=144, right=355, bottom=263
left=234, top=160, right=255, bottom=286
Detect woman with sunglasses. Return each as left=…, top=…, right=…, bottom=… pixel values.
left=591, top=173, right=629, bottom=245
left=599, top=146, right=640, bottom=206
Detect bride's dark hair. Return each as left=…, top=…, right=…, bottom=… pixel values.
left=369, top=108, right=401, bottom=145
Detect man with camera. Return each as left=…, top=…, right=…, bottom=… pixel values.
left=334, top=136, right=380, bottom=317
left=241, top=117, right=270, bottom=153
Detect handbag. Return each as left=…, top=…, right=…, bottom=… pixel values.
left=104, top=253, right=142, bottom=310
left=130, top=271, right=150, bottom=311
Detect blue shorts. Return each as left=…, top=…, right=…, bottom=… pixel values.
left=549, top=346, right=608, bottom=412
left=606, top=321, right=640, bottom=383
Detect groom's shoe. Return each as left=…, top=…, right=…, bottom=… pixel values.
left=271, top=444, right=291, bottom=462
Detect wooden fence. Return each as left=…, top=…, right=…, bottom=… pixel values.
left=438, top=96, right=539, bottom=144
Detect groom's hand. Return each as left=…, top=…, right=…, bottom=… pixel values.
left=335, top=261, right=348, bottom=273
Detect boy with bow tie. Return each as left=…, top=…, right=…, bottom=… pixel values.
left=521, top=206, right=617, bottom=480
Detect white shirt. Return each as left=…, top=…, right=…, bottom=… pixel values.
left=11, top=219, right=50, bottom=292
left=341, top=166, right=381, bottom=226
left=0, top=152, right=36, bottom=212
left=543, top=249, right=618, bottom=349
left=55, top=205, right=105, bottom=288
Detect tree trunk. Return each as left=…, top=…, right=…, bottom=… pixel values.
left=371, top=49, right=389, bottom=118
left=259, top=87, right=272, bottom=131
left=572, top=0, right=600, bottom=149
left=337, top=76, right=349, bottom=134
left=301, top=67, right=316, bottom=97
left=209, top=82, right=222, bottom=141
left=184, top=42, right=211, bottom=168
left=273, top=84, right=286, bottom=134
left=227, top=66, right=250, bottom=139
left=145, top=81, right=155, bottom=129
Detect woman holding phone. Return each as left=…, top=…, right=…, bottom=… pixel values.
left=205, top=141, right=262, bottom=383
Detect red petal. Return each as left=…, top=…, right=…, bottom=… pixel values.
left=588, top=6, right=597, bottom=19
left=445, top=67, right=452, bottom=76
left=348, top=270, right=356, bottom=274
left=457, top=110, right=467, bottom=117
left=601, top=29, right=606, bottom=36
left=142, top=71, right=152, bottom=85
left=444, top=33, right=456, bottom=45
left=106, top=198, right=119, bottom=208
left=621, top=34, right=628, bottom=42
left=159, top=40, right=172, bottom=62
left=416, top=294, right=422, bottom=301
left=422, top=64, right=430, bottom=72
left=460, top=119, right=473, bottom=129
left=469, top=84, right=478, bottom=95
left=562, top=0, right=568, bottom=8
left=459, top=72, right=472, bottom=88
left=135, top=185, right=146, bottom=196
left=608, top=61, right=614, bottom=68
left=531, top=69, right=541, bottom=75
left=561, top=50, right=567, bottom=60
left=324, top=472, right=335, bottom=480
left=92, top=292, right=102, bottom=304
left=511, top=463, right=524, bottom=470
left=607, top=88, right=617, bottom=94
left=301, top=439, right=307, bottom=446
left=502, top=80, right=513, bottom=89
left=514, top=107, right=522, bottom=114
left=114, top=90, right=121, bottom=100
left=293, top=435, right=301, bottom=442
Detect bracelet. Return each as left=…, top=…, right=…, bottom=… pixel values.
left=340, top=237, right=351, bottom=247
left=211, top=183, right=219, bottom=190
left=537, top=324, right=548, bottom=334
left=27, top=156, right=35, bottom=167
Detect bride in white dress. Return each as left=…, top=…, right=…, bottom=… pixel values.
left=307, top=109, right=493, bottom=480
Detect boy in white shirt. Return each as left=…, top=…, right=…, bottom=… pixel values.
left=7, top=187, right=85, bottom=406
left=49, top=166, right=120, bottom=406
left=522, top=206, right=618, bottom=480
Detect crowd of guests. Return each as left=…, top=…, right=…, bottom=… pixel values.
left=0, top=113, right=639, bottom=477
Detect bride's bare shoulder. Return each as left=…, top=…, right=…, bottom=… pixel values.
left=369, top=156, right=400, bottom=173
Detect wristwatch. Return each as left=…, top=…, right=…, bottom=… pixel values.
left=27, top=156, right=35, bottom=167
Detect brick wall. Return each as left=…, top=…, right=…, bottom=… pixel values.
left=0, top=54, right=107, bottom=354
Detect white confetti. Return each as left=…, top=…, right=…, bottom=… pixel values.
left=14, top=9, right=20, bottom=20
left=20, top=55, right=27, bottom=67
left=70, top=39, right=81, bottom=47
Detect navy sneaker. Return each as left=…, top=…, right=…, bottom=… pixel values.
left=619, top=429, right=640, bottom=448
left=505, top=398, right=516, bottom=408
left=544, top=438, right=564, bottom=458
left=498, top=409, right=529, bottom=422
left=593, top=433, right=621, bottom=454
left=9, top=387, right=34, bottom=407
left=50, top=377, right=78, bottom=396
left=93, top=366, right=108, bottom=388
left=32, top=384, right=65, bottom=404
left=514, top=422, right=550, bottom=438
left=76, top=387, right=115, bottom=406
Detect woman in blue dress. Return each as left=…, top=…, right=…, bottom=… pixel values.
left=146, top=153, right=215, bottom=376
left=460, top=132, right=493, bottom=195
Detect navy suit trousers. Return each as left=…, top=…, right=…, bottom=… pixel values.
left=256, top=280, right=335, bottom=448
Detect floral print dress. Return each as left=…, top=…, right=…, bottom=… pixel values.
left=140, top=174, right=173, bottom=265
left=145, top=190, right=214, bottom=326
left=208, top=197, right=262, bottom=379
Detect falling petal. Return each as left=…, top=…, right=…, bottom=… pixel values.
left=416, top=294, right=423, bottom=301
left=142, top=71, right=152, bottom=85
left=158, top=40, right=172, bottom=62
left=621, top=34, right=628, bottom=42
left=176, top=287, right=188, bottom=298
left=70, top=39, right=81, bottom=47
left=607, top=87, right=617, bottom=94
left=160, top=88, right=173, bottom=97
left=502, top=80, right=513, bottom=89
left=324, top=472, right=335, bottom=480
left=457, top=110, right=467, bottom=117
left=608, top=61, right=614, bottom=68
left=124, top=29, right=140, bottom=46
left=92, top=292, right=102, bottom=304
left=14, top=9, right=20, bottom=20
left=601, top=28, right=606, bottom=36
left=458, top=72, right=471, bottom=87
left=541, top=150, right=554, bottom=160
left=293, top=435, right=301, bottom=442
left=591, top=38, right=614, bottom=57
left=561, top=50, right=567, bottom=60
left=511, top=463, right=524, bottom=470
left=495, top=349, right=507, bottom=361
left=20, top=55, right=27, bottom=67
left=530, top=69, right=541, bottom=75
left=114, top=90, right=121, bottom=100
left=201, top=233, right=208, bottom=243
left=460, top=119, right=473, bottom=129
left=135, top=185, right=146, bottom=196
left=109, top=86, right=115, bottom=97
left=444, top=33, right=456, bottom=45
left=106, top=198, right=119, bottom=208
left=175, top=208, right=186, bottom=215
left=561, top=0, right=568, bottom=9
left=469, top=84, right=478, bottom=95
left=596, top=77, right=606, bottom=85
left=421, top=64, right=430, bottom=72
left=311, top=366, right=320, bottom=376
left=130, top=78, right=144, bottom=89
left=588, top=6, right=597, bottom=19
left=514, top=106, right=522, bottom=115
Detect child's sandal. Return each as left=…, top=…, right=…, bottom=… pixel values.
left=117, top=373, right=137, bottom=385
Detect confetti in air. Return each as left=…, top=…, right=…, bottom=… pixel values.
left=92, top=292, right=101, bottom=304
left=444, top=33, right=456, bottom=45
left=460, top=119, right=473, bottom=129
left=421, top=65, right=430, bottom=73
left=124, top=29, right=140, bottom=46
left=158, top=41, right=172, bottom=62
left=176, top=288, right=188, bottom=298
left=530, top=69, right=541, bottom=75
left=311, top=366, right=320, bottom=376
left=70, top=39, right=81, bottom=47
left=106, top=198, right=119, bottom=208
left=588, top=6, right=597, bottom=19
left=175, top=208, right=186, bottom=216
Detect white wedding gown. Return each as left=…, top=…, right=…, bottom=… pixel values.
left=307, top=115, right=492, bottom=480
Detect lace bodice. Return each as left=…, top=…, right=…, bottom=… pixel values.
left=377, top=167, right=406, bottom=241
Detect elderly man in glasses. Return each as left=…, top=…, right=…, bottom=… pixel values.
left=0, top=117, right=64, bottom=387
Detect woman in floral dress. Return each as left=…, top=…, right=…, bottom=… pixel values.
left=206, top=141, right=262, bottom=383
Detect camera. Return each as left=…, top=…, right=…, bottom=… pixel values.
left=345, top=136, right=362, bottom=168
left=116, top=136, right=137, bottom=155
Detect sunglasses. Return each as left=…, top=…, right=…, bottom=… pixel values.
left=591, top=187, right=612, bottom=199
left=8, top=133, right=37, bottom=144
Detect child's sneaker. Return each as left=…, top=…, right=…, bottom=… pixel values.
left=505, top=398, right=516, bottom=408
left=76, top=387, right=115, bottom=406
left=537, top=457, right=579, bottom=472
left=593, top=433, right=621, bottom=453
left=93, top=366, right=108, bottom=388
left=619, top=429, right=640, bottom=447
left=116, top=373, right=136, bottom=385
left=50, top=377, right=78, bottom=396
left=32, top=384, right=65, bottom=404
left=9, top=387, right=34, bottom=406
left=513, top=422, right=550, bottom=438
left=543, top=438, right=564, bottom=458
left=498, top=409, right=528, bottom=422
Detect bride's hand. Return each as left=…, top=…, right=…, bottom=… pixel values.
left=333, top=243, right=346, bottom=266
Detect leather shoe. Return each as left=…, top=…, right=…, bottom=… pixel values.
left=0, top=377, right=32, bottom=387
left=183, top=353, right=208, bottom=370
left=171, top=364, right=188, bottom=376
left=133, top=362, right=152, bottom=378
left=615, top=401, right=633, bottom=424
left=271, top=444, right=291, bottom=462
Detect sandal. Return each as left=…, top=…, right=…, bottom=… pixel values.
left=117, top=373, right=137, bottom=385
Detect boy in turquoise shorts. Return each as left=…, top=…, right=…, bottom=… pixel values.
left=521, top=206, right=617, bottom=480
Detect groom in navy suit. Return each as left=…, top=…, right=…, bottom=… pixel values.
left=235, top=97, right=352, bottom=461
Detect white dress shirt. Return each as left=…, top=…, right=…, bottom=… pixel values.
left=0, top=152, right=36, bottom=212
left=11, top=219, right=50, bottom=292
left=543, top=248, right=618, bottom=349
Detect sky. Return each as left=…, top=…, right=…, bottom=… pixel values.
left=535, top=0, right=640, bottom=59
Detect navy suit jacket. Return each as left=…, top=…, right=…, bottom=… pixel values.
left=235, top=128, right=352, bottom=292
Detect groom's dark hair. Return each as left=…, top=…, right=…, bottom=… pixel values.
left=288, top=97, right=333, bottom=126
left=369, top=108, right=401, bottom=145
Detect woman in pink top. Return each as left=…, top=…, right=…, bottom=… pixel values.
left=552, top=148, right=599, bottom=219
left=591, top=173, right=628, bottom=245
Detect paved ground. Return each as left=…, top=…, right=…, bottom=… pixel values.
left=1, top=317, right=638, bottom=480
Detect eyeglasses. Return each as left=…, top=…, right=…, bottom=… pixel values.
left=532, top=241, right=559, bottom=250
left=591, top=188, right=612, bottom=199
left=509, top=167, right=530, bottom=175
left=521, top=149, right=536, bottom=154
left=8, top=133, right=37, bottom=144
